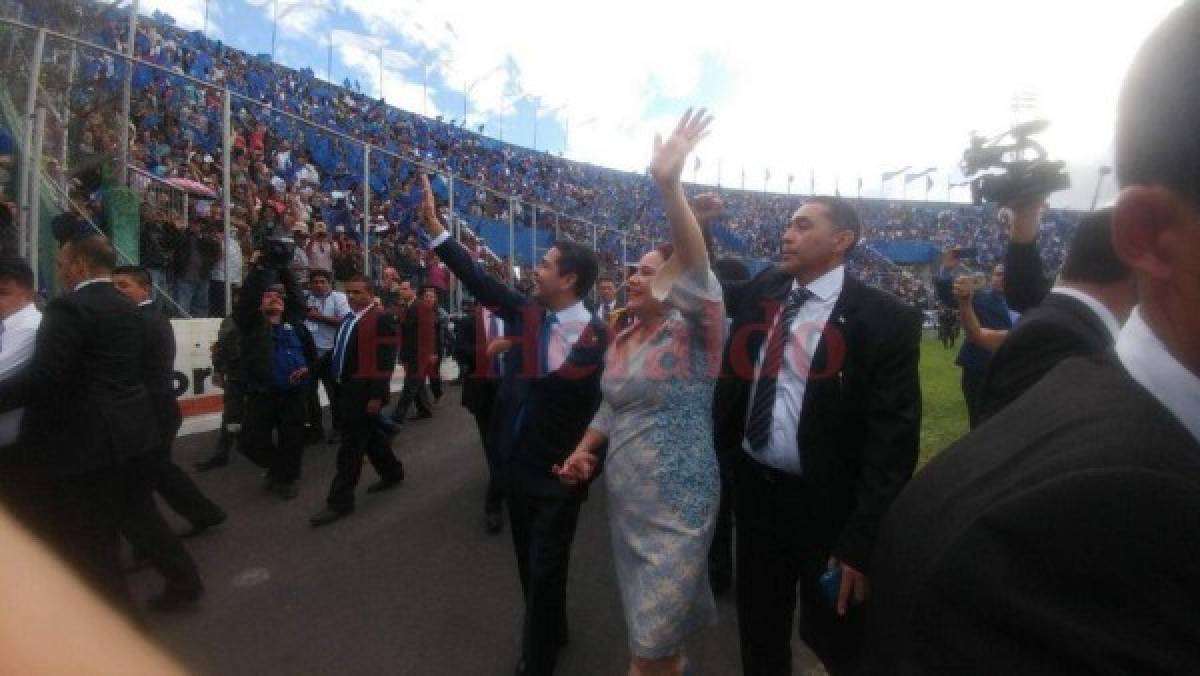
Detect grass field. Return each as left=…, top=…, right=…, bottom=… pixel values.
left=918, top=335, right=969, bottom=467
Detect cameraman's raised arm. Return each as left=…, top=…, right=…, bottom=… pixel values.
left=279, top=267, right=306, bottom=324
left=1004, top=200, right=1053, bottom=312
left=235, top=254, right=269, bottom=333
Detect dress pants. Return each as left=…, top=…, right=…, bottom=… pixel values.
left=508, top=478, right=582, bottom=676
left=120, top=455, right=205, bottom=597
left=326, top=394, right=404, bottom=513
left=391, top=361, right=432, bottom=420
left=307, top=352, right=341, bottom=436
left=153, top=449, right=225, bottom=527
left=708, top=473, right=734, bottom=588
left=961, top=367, right=986, bottom=429
left=469, top=380, right=503, bottom=515
left=2, top=461, right=150, bottom=619
left=733, top=453, right=864, bottom=676
left=240, top=388, right=307, bottom=483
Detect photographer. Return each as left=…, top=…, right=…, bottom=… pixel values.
left=234, top=253, right=318, bottom=500
left=935, top=252, right=1015, bottom=428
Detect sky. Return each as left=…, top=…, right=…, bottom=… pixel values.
left=139, top=0, right=1183, bottom=209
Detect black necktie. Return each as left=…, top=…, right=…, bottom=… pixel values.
left=745, top=288, right=813, bottom=453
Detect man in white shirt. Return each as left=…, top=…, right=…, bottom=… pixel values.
left=304, top=269, right=351, bottom=443
left=594, top=275, right=619, bottom=325
left=868, top=6, right=1200, bottom=670
left=0, top=258, right=40, bottom=448
left=209, top=224, right=243, bottom=318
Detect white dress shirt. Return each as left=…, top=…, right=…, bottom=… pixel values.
left=743, top=265, right=846, bottom=474
left=1049, top=286, right=1121, bottom=341
left=0, top=302, right=42, bottom=446
left=546, top=300, right=592, bottom=373
left=305, top=290, right=351, bottom=353
left=1116, top=306, right=1200, bottom=444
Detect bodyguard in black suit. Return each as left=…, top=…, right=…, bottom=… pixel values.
left=868, top=8, right=1200, bottom=670
left=712, top=197, right=922, bottom=674
left=974, top=209, right=1137, bottom=423
left=0, top=235, right=158, bottom=616
left=112, top=266, right=226, bottom=610
left=310, top=275, right=405, bottom=526
left=454, top=299, right=508, bottom=534
left=416, top=175, right=608, bottom=676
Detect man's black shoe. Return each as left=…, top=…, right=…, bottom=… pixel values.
left=147, top=586, right=203, bottom=612
left=366, top=477, right=403, bottom=493
left=181, top=510, right=227, bottom=538
left=309, top=507, right=352, bottom=527
left=193, top=452, right=229, bottom=472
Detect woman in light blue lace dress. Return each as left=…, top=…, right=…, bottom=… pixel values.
left=555, top=109, right=723, bottom=676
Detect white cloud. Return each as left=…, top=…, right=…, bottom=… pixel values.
left=140, top=0, right=222, bottom=38
left=149, top=0, right=1184, bottom=209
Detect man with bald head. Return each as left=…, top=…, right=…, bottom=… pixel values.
left=867, top=4, right=1200, bottom=670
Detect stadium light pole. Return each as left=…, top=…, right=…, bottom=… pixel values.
left=118, top=0, right=139, bottom=186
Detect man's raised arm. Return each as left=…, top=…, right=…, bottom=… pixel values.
left=416, top=174, right=525, bottom=321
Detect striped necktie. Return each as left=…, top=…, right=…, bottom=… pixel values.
left=745, top=288, right=813, bottom=453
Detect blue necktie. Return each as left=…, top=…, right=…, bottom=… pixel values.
left=745, top=288, right=813, bottom=453
left=513, top=311, right=559, bottom=435
left=331, top=312, right=356, bottom=383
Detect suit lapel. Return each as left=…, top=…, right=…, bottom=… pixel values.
left=801, top=272, right=860, bottom=417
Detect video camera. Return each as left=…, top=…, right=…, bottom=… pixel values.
left=253, top=223, right=296, bottom=269
left=960, top=120, right=1070, bottom=206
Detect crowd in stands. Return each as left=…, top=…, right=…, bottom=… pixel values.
left=12, top=0, right=1080, bottom=317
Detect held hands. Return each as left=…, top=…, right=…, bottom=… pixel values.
left=552, top=449, right=598, bottom=486
left=365, top=398, right=382, bottom=416
left=828, top=557, right=869, bottom=617
left=288, top=367, right=309, bottom=385
left=649, top=107, right=713, bottom=186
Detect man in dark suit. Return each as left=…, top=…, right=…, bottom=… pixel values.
left=974, top=209, right=1136, bottom=423
left=416, top=175, right=608, bottom=676
left=935, top=258, right=1014, bottom=427
left=112, top=266, right=226, bottom=610
left=867, top=6, right=1200, bottom=670
left=454, top=298, right=509, bottom=534
left=310, top=275, right=405, bottom=526
left=712, top=196, right=923, bottom=674
left=0, top=235, right=158, bottom=616
left=388, top=278, right=435, bottom=424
